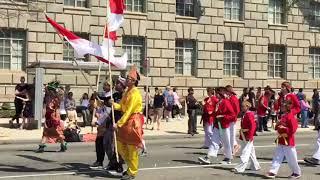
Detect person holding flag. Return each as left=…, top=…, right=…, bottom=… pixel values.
left=113, top=65, right=143, bottom=180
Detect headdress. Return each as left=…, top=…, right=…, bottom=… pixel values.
left=128, top=65, right=140, bottom=81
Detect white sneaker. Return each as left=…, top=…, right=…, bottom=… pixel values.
left=198, top=156, right=211, bottom=164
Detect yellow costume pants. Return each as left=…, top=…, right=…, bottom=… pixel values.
left=117, top=141, right=139, bottom=176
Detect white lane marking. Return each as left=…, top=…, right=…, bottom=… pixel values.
left=0, top=160, right=306, bottom=179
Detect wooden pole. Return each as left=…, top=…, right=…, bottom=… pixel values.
left=105, top=4, right=119, bottom=163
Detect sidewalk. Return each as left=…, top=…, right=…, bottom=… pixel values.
left=0, top=117, right=317, bottom=144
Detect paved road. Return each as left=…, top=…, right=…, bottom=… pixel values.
left=0, top=132, right=319, bottom=180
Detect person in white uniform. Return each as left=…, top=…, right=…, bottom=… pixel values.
left=233, top=101, right=260, bottom=173
left=304, top=129, right=320, bottom=165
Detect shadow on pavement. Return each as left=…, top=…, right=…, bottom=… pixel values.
left=184, top=152, right=207, bottom=156
left=61, top=163, right=118, bottom=179
left=0, top=163, right=65, bottom=173
left=16, top=149, right=60, bottom=153
left=16, top=154, right=55, bottom=163
left=239, top=172, right=271, bottom=179
left=173, top=146, right=201, bottom=149
left=172, top=159, right=200, bottom=165
left=165, top=131, right=187, bottom=135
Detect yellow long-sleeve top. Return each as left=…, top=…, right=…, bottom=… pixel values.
left=114, top=87, right=143, bottom=127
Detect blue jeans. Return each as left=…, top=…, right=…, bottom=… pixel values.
left=301, top=110, right=309, bottom=128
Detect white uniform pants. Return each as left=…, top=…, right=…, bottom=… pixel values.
left=234, top=140, right=260, bottom=172
left=208, top=127, right=232, bottom=159
left=230, top=121, right=238, bottom=150
left=312, top=130, right=320, bottom=160
left=269, top=145, right=301, bottom=175
left=204, top=122, right=213, bottom=147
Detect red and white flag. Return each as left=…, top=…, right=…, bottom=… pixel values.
left=108, top=0, right=125, bottom=32
left=45, top=14, right=127, bottom=70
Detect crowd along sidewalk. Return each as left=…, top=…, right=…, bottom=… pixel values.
left=0, top=117, right=317, bottom=145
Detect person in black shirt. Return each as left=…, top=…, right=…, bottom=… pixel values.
left=10, top=76, right=28, bottom=128
left=187, top=87, right=199, bottom=135
left=103, top=76, right=126, bottom=173
left=152, top=87, right=165, bottom=130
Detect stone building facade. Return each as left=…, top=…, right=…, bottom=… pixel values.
left=0, top=0, right=320, bottom=100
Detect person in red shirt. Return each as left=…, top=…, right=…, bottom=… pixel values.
left=274, top=82, right=301, bottom=118
left=233, top=101, right=260, bottom=173
left=266, top=100, right=301, bottom=179
left=256, top=86, right=271, bottom=132
left=198, top=87, right=235, bottom=165
left=201, top=87, right=218, bottom=149
left=226, top=85, right=241, bottom=155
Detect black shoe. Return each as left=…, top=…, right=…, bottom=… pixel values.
left=121, top=174, right=135, bottom=180
left=116, top=166, right=124, bottom=173
left=304, top=157, right=320, bottom=165
left=90, top=161, right=103, bottom=169
left=59, top=143, right=67, bottom=152
left=220, top=158, right=232, bottom=164
left=193, top=131, right=199, bottom=134
left=35, top=144, right=46, bottom=153
left=264, top=129, right=271, bottom=132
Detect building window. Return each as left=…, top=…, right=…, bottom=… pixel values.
left=268, top=45, right=285, bottom=78
left=122, top=36, right=145, bottom=73
left=224, top=0, right=243, bottom=21
left=0, top=30, right=26, bottom=71
left=176, top=0, right=194, bottom=17
left=175, top=39, right=196, bottom=76
left=63, top=33, right=89, bottom=61
left=309, top=48, right=320, bottom=79
left=223, top=42, right=242, bottom=77
left=268, top=0, right=286, bottom=24
left=64, top=0, right=88, bottom=8
left=310, top=2, right=320, bottom=28
left=125, top=0, right=144, bottom=12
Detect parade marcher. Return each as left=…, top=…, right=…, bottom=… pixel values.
left=10, top=76, right=27, bottom=128
left=113, top=66, right=143, bottom=180
left=266, top=100, right=301, bottom=179
left=90, top=99, right=111, bottom=169
left=201, top=87, right=218, bottom=149
left=226, top=85, right=241, bottom=155
left=198, top=87, right=235, bottom=164
left=274, top=82, right=301, bottom=118
left=104, top=76, right=126, bottom=173
left=304, top=129, right=320, bottom=165
left=36, top=81, right=67, bottom=153
left=256, top=86, right=271, bottom=132
left=248, top=87, right=256, bottom=111
left=239, top=88, right=249, bottom=116
left=233, top=101, right=260, bottom=173
left=186, top=87, right=199, bottom=135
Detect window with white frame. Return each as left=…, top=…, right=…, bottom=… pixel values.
left=176, top=0, right=195, bottom=17
left=0, top=30, right=26, bottom=71
left=268, top=45, right=285, bottom=78
left=63, top=33, right=89, bottom=61
left=309, top=48, right=320, bottom=79
left=224, top=0, right=243, bottom=21
left=310, top=2, right=320, bottom=28
left=122, top=36, right=145, bottom=73
left=268, top=0, right=286, bottom=24
left=64, top=0, right=88, bottom=8
left=175, top=39, right=196, bottom=76
left=223, top=42, right=242, bottom=77
left=125, top=0, right=144, bottom=12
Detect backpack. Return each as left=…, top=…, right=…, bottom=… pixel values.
left=64, top=127, right=81, bottom=142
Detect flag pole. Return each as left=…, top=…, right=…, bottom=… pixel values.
left=106, top=4, right=119, bottom=163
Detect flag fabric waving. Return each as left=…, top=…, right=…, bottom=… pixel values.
left=45, top=14, right=127, bottom=70
left=108, top=0, right=125, bottom=32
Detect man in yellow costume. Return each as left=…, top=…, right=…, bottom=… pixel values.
left=113, top=65, right=143, bottom=180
